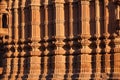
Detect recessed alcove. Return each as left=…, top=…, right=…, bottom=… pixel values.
left=2, top=14, right=7, bottom=28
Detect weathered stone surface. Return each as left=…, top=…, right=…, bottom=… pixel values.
left=0, top=0, right=120, bottom=80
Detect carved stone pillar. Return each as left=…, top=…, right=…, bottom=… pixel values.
left=17, top=0, right=25, bottom=79
left=68, top=1, right=73, bottom=39
left=94, top=0, right=101, bottom=79
left=43, top=1, right=49, bottom=56
left=30, top=0, right=41, bottom=56
left=0, top=14, right=2, bottom=28
left=44, top=4, right=48, bottom=40
left=68, top=1, right=74, bottom=55
left=103, top=0, right=110, bottom=53
left=79, top=0, right=91, bottom=54
left=8, top=0, right=12, bottom=41
left=78, top=0, right=92, bottom=79
left=95, top=0, right=101, bottom=53
left=52, top=0, right=65, bottom=79
left=8, top=1, right=19, bottom=79
left=53, top=0, right=65, bottom=53
left=113, top=1, right=120, bottom=79
left=20, top=0, right=25, bottom=56
left=28, top=1, right=41, bottom=79
left=13, top=0, right=19, bottom=57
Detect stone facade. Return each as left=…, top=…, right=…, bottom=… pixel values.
left=0, top=0, right=120, bottom=80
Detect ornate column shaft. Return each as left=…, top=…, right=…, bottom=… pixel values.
left=78, top=1, right=92, bottom=79
left=0, top=14, right=2, bottom=28
left=68, top=1, right=73, bottom=38
left=95, top=0, right=101, bottom=53
left=8, top=2, right=12, bottom=41
left=28, top=1, right=41, bottom=80
left=53, top=0, right=65, bottom=55
left=13, top=0, right=19, bottom=58
left=95, top=0, right=100, bottom=36
left=17, top=0, right=25, bottom=79
left=43, top=2, right=49, bottom=56
left=21, top=1, right=25, bottom=41
left=30, top=0, right=41, bottom=56
left=94, top=0, right=101, bottom=79
left=13, top=0, right=18, bottom=41
left=8, top=1, right=19, bottom=79
left=44, top=4, right=48, bottom=40
left=113, top=1, right=120, bottom=78
left=104, top=0, right=109, bottom=34
left=52, top=0, right=65, bottom=79
left=80, top=0, right=91, bottom=53
left=103, top=0, right=110, bottom=53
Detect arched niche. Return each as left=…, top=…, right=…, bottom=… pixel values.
left=2, top=14, right=8, bottom=28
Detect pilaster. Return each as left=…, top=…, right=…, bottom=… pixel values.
left=0, top=14, right=2, bottom=28
left=79, top=0, right=91, bottom=54
left=68, top=1, right=73, bottom=39
left=113, top=1, right=120, bottom=79
left=53, top=0, right=65, bottom=55
left=103, top=0, right=110, bottom=53
left=43, top=1, right=49, bottom=56
left=13, top=0, right=19, bottom=57
left=27, top=1, right=41, bottom=80
left=95, top=0, right=101, bottom=53
left=29, top=0, right=41, bottom=56
left=52, top=0, right=66, bottom=79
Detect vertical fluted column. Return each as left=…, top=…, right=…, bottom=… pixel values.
left=94, top=0, right=101, bottom=79
left=8, top=0, right=12, bottom=41
left=9, top=0, right=19, bottom=79
left=80, top=0, right=91, bottom=54
left=113, top=1, right=120, bottom=79
left=68, top=1, right=73, bottom=39
left=78, top=1, right=92, bottom=79
left=43, top=2, right=49, bottom=56
left=20, top=0, right=25, bottom=56
left=28, top=1, right=41, bottom=79
left=103, top=0, right=110, bottom=53
left=95, top=0, right=101, bottom=53
left=21, top=1, right=25, bottom=42
left=44, top=4, right=48, bottom=40
left=13, top=0, right=18, bottom=41
left=13, top=0, right=19, bottom=56
left=104, top=0, right=109, bottom=34
left=53, top=0, right=65, bottom=54
left=2, top=0, right=12, bottom=79
left=104, top=0, right=109, bottom=35
left=52, top=0, right=65, bottom=79
left=0, top=14, right=2, bottom=28
left=103, top=1, right=111, bottom=77
left=30, top=1, right=41, bottom=56
left=95, top=0, right=100, bottom=37
left=17, top=0, right=25, bottom=79
left=68, top=1, right=74, bottom=55
left=41, top=1, right=49, bottom=79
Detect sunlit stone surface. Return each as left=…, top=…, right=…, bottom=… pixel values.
left=0, top=0, right=120, bottom=79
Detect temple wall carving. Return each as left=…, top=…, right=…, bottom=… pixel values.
left=0, top=0, right=120, bottom=79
